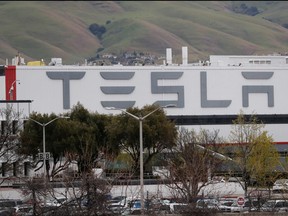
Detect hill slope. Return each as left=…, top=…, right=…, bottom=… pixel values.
left=1, top=1, right=288, bottom=65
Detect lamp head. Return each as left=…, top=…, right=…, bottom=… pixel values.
left=104, top=107, right=117, bottom=110
left=162, top=104, right=177, bottom=108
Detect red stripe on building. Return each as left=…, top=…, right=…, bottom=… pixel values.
left=5, top=66, right=16, bottom=100
left=274, top=142, right=288, bottom=145
left=205, top=141, right=288, bottom=147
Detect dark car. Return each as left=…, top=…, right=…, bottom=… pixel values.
left=0, top=199, right=23, bottom=208
left=0, top=199, right=23, bottom=215
left=0, top=209, right=11, bottom=216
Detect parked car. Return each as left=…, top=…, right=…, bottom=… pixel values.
left=109, top=196, right=127, bottom=205
left=210, top=176, right=226, bottom=183
left=272, top=179, right=288, bottom=193
left=108, top=196, right=127, bottom=209
left=13, top=204, right=33, bottom=216
left=241, top=199, right=265, bottom=212
left=227, top=177, right=242, bottom=182
left=218, top=200, right=235, bottom=212
left=230, top=200, right=251, bottom=213
left=0, top=199, right=23, bottom=208
left=128, top=199, right=142, bottom=211
left=196, top=198, right=219, bottom=210
left=49, top=198, right=66, bottom=207
left=167, top=203, right=188, bottom=214
left=42, top=196, right=67, bottom=207
left=0, top=199, right=23, bottom=215
left=110, top=198, right=151, bottom=215
left=107, top=196, right=130, bottom=215
left=0, top=209, right=11, bottom=216
left=260, top=199, right=288, bottom=212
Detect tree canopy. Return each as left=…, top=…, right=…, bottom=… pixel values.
left=20, top=103, right=177, bottom=178
left=228, top=110, right=280, bottom=196
left=247, top=131, right=280, bottom=187
left=19, top=103, right=117, bottom=178
left=105, top=104, right=177, bottom=174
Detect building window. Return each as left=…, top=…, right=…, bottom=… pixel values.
left=249, top=60, right=271, bottom=64
left=13, top=162, right=17, bottom=177
left=12, top=120, right=18, bottom=135
left=1, top=121, right=7, bottom=135
left=24, top=162, right=30, bottom=177
left=2, top=162, right=6, bottom=177
left=23, top=120, right=28, bottom=130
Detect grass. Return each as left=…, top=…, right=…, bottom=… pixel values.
left=0, top=1, right=288, bottom=64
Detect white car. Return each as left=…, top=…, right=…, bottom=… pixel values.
left=168, top=203, right=188, bottom=213
left=260, top=199, right=288, bottom=212
left=196, top=198, right=219, bottom=210
left=230, top=201, right=250, bottom=213
left=272, top=179, right=288, bottom=193
left=218, top=200, right=235, bottom=212
left=44, top=197, right=67, bottom=207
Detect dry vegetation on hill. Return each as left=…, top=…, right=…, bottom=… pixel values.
left=1, top=1, right=288, bottom=65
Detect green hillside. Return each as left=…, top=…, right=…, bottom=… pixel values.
left=0, top=1, right=288, bottom=65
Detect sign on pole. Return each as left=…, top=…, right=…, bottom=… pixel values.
left=237, top=196, right=245, bottom=206
left=38, top=152, right=50, bottom=160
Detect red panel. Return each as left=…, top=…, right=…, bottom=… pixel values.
left=5, top=66, right=16, bottom=100
left=274, top=142, right=288, bottom=145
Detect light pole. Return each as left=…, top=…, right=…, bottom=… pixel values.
left=106, top=104, right=176, bottom=214
left=25, top=115, right=70, bottom=206
left=6, top=80, right=20, bottom=132
left=195, top=144, right=232, bottom=181
left=8, top=80, right=20, bottom=100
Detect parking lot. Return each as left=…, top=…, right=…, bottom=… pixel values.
left=1, top=183, right=288, bottom=215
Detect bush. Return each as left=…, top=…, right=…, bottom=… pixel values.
left=233, top=3, right=260, bottom=16
left=89, top=23, right=106, bottom=39
left=282, top=23, right=288, bottom=29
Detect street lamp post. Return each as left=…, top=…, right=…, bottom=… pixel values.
left=25, top=116, right=70, bottom=206
left=6, top=80, right=20, bottom=133
left=8, top=80, right=20, bottom=100
left=106, top=104, right=175, bottom=214
left=195, top=144, right=232, bottom=181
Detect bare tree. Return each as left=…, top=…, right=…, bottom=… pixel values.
left=0, top=105, right=26, bottom=185
left=20, top=149, right=113, bottom=216
left=21, top=177, right=48, bottom=216
left=165, top=127, right=226, bottom=204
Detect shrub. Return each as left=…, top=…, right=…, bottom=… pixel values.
left=89, top=23, right=106, bottom=39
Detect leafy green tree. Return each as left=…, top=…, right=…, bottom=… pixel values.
left=20, top=103, right=117, bottom=178
left=106, top=104, right=177, bottom=175
left=68, top=103, right=117, bottom=174
left=229, top=110, right=280, bottom=196
left=89, top=23, right=106, bottom=39
left=59, top=103, right=117, bottom=174
left=19, top=112, right=71, bottom=179
left=247, top=131, right=279, bottom=191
